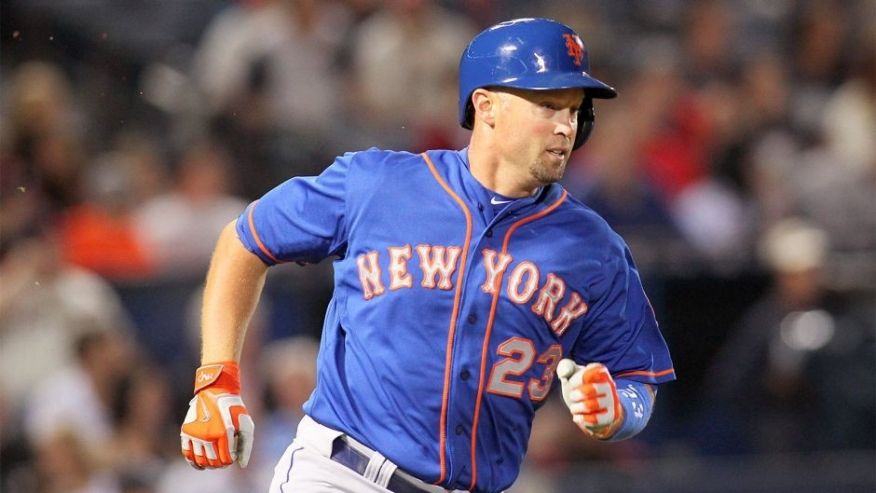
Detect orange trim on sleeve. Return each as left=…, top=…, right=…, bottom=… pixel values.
left=615, top=368, right=676, bottom=379
left=246, top=201, right=281, bottom=264
left=421, top=152, right=473, bottom=485
left=468, top=190, right=568, bottom=491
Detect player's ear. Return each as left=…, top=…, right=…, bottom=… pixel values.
left=472, top=88, right=497, bottom=127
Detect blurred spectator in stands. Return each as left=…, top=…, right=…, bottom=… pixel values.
left=27, top=129, right=87, bottom=214
left=783, top=42, right=875, bottom=262
left=673, top=173, right=752, bottom=271
left=820, top=31, right=875, bottom=177
left=255, top=338, right=318, bottom=458
left=747, top=129, right=800, bottom=229
left=635, top=52, right=706, bottom=203
left=643, top=3, right=806, bottom=272
left=698, top=218, right=874, bottom=453
left=1, top=61, right=88, bottom=253
left=111, top=131, right=171, bottom=207
left=682, top=0, right=736, bottom=87
left=57, top=152, right=156, bottom=280
left=348, top=0, right=476, bottom=150
left=109, top=366, right=176, bottom=487
left=799, top=40, right=876, bottom=254
left=194, top=0, right=352, bottom=196
left=514, top=399, right=578, bottom=493
left=710, top=52, right=790, bottom=202
left=156, top=461, right=252, bottom=493
left=0, top=128, right=87, bottom=240
left=192, top=0, right=279, bottom=125
left=0, top=130, right=41, bottom=256
left=787, top=144, right=876, bottom=256
left=248, top=336, right=319, bottom=490
left=747, top=34, right=874, bottom=290
left=741, top=52, right=792, bottom=133
left=788, top=0, right=853, bottom=141
left=0, top=230, right=134, bottom=404
left=6, top=61, right=84, bottom=163
left=665, top=83, right=757, bottom=270
left=698, top=218, right=827, bottom=453
left=0, top=374, right=32, bottom=492
left=34, top=429, right=121, bottom=493
left=24, top=329, right=135, bottom=473
left=196, top=0, right=350, bottom=134
left=566, top=102, right=686, bottom=273
left=133, top=141, right=247, bottom=278
left=618, top=50, right=754, bottom=270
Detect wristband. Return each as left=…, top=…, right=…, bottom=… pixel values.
left=604, top=378, right=655, bottom=441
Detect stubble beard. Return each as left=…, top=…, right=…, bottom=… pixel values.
left=529, top=156, right=567, bottom=186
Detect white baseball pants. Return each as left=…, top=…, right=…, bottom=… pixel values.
left=269, top=415, right=458, bottom=493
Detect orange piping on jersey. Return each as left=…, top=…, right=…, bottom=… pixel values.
left=468, top=190, right=568, bottom=491
left=615, top=368, right=676, bottom=379
left=421, top=152, right=473, bottom=485
left=247, top=201, right=281, bottom=264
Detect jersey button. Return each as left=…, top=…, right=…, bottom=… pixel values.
left=485, top=229, right=493, bottom=238
left=477, top=203, right=484, bottom=211
left=460, top=369, right=470, bottom=381
left=466, top=314, right=477, bottom=324
left=455, top=425, right=465, bottom=435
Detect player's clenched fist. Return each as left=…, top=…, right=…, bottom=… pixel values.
left=557, top=359, right=624, bottom=439
left=180, top=362, right=254, bottom=469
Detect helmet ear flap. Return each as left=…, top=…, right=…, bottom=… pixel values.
left=573, top=97, right=595, bottom=149
left=463, top=98, right=475, bottom=130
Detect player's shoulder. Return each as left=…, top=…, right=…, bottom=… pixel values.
left=557, top=189, right=628, bottom=255
left=341, top=147, right=424, bottom=168
left=343, top=147, right=463, bottom=164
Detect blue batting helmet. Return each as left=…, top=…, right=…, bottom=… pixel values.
left=458, top=18, right=617, bottom=149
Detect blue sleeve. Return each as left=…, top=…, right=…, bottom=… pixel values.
left=236, top=153, right=351, bottom=265
left=605, top=379, right=655, bottom=441
left=571, top=241, right=675, bottom=385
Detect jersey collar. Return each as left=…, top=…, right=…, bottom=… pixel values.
left=455, top=148, right=564, bottom=211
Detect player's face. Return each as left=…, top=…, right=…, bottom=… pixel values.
left=493, top=87, right=584, bottom=186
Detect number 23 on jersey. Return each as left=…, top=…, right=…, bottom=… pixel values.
left=487, top=338, right=562, bottom=401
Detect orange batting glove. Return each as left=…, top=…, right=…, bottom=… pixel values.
left=557, top=359, right=624, bottom=439
left=180, top=361, right=254, bottom=469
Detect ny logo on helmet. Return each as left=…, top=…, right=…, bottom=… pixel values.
left=562, top=33, right=585, bottom=67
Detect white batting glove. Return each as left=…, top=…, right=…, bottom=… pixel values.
left=557, top=358, right=624, bottom=439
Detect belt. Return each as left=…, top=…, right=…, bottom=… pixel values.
left=330, top=438, right=437, bottom=493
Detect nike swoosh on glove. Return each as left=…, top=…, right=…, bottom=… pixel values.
left=180, top=361, right=255, bottom=469
left=557, top=358, right=624, bottom=439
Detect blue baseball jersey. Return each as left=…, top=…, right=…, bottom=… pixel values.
left=236, top=148, right=675, bottom=493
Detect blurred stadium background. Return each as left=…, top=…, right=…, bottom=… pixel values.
left=1, top=1, right=873, bottom=492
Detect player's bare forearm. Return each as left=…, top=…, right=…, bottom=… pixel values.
left=200, top=220, right=268, bottom=364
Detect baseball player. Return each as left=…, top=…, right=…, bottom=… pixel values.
left=180, top=18, right=675, bottom=493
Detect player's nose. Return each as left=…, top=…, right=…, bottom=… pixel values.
left=553, top=109, right=576, bottom=139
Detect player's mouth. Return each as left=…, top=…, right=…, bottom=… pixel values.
left=546, top=147, right=568, bottom=160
